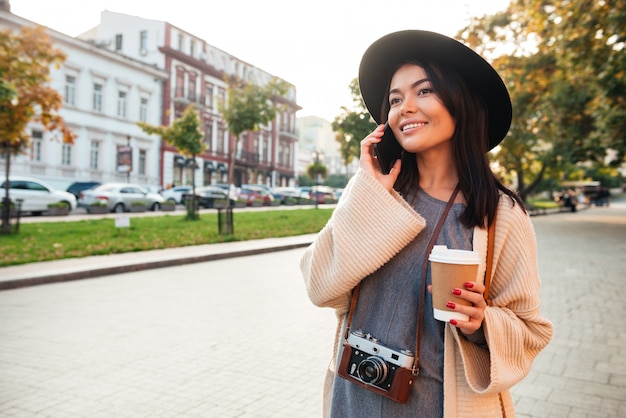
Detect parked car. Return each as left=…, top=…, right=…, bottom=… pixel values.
left=78, top=183, right=164, bottom=213
left=239, top=185, right=275, bottom=206
left=183, top=185, right=237, bottom=209
left=0, top=175, right=77, bottom=215
left=160, top=185, right=192, bottom=204
left=299, top=186, right=336, bottom=204
left=271, top=186, right=302, bottom=204
left=66, top=181, right=101, bottom=199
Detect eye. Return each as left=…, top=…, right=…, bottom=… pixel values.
left=389, top=96, right=402, bottom=106
left=417, top=87, right=434, bottom=96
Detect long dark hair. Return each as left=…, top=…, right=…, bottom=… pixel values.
left=379, top=59, right=524, bottom=229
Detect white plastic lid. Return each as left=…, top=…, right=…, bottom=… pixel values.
left=428, top=245, right=481, bottom=265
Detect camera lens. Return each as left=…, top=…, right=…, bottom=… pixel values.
left=357, top=356, right=388, bottom=384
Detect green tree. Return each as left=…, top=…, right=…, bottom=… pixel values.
left=217, top=76, right=288, bottom=232
left=332, top=78, right=375, bottom=169
left=138, top=104, right=205, bottom=220
left=459, top=0, right=626, bottom=199
left=0, top=25, right=74, bottom=234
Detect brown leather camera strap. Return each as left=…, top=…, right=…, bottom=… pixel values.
left=412, top=184, right=460, bottom=374
left=484, top=214, right=496, bottom=306
left=343, top=184, right=461, bottom=377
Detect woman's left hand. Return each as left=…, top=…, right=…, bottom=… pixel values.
left=428, top=281, right=487, bottom=335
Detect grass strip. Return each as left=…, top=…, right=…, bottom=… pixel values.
left=0, top=208, right=333, bottom=267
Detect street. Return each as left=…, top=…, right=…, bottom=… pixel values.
left=1, top=203, right=625, bottom=417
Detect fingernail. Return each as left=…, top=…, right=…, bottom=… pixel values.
left=450, top=319, right=458, bottom=326
left=465, top=282, right=474, bottom=289
left=447, top=302, right=456, bottom=309
left=452, top=289, right=462, bottom=296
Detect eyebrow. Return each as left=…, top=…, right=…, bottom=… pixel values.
left=389, top=77, right=430, bottom=96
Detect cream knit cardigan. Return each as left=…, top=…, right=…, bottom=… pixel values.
left=300, top=169, right=553, bottom=418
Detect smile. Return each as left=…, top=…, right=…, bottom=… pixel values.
left=401, top=122, right=427, bottom=132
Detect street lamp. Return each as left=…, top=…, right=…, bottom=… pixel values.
left=311, top=150, right=325, bottom=209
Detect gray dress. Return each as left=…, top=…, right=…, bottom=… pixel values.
left=330, top=189, right=473, bottom=417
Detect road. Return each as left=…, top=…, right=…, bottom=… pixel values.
left=1, top=202, right=625, bottom=417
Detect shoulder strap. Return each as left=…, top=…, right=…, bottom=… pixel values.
left=483, top=216, right=496, bottom=306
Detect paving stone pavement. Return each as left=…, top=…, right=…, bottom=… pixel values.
left=0, top=202, right=624, bottom=417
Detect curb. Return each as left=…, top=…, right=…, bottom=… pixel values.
left=0, top=240, right=313, bottom=291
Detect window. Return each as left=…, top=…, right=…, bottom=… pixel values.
left=61, top=143, right=72, bottom=166
left=117, top=91, right=127, bottom=118
left=177, top=34, right=184, bottom=51
left=262, top=139, right=269, bottom=163
left=90, top=141, right=99, bottom=170
left=139, top=30, right=148, bottom=51
left=205, top=85, right=213, bottom=108
left=64, top=75, right=76, bottom=106
left=190, top=40, right=195, bottom=56
left=188, top=74, right=196, bottom=102
left=138, top=149, right=146, bottom=175
left=93, top=83, right=103, bottom=112
left=115, top=34, right=123, bottom=51
left=217, top=124, right=224, bottom=153
left=139, top=97, right=148, bottom=122
left=175, top=69, right=184, bottom=98
left=204, top=123, right=212, bottom=150
left=31, top=130, right=43, bottom=162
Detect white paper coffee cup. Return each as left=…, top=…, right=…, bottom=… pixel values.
left=429, top=245, right=481, bottom=322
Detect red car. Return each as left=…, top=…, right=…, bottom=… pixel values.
left=239, top=185, right=275, bottom=206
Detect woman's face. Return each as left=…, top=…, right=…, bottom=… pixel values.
left=387, top=63, right=455, bottom=155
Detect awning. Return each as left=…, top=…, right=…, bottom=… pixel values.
left=174, top=156, right=185, bottom=167
left=204, top=161, right=215, bottom=172
left=216, top=163, right=227, bottom=173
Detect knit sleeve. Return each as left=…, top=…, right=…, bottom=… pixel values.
left=300, top=169, right=425, bottom=311
left=454, top=197, right=554, bottom=394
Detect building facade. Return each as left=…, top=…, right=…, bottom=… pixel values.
left=296, top=115, right=358, bottom=178
left=0, top=10, right=168, bottom=191
left=80, top=11, right=300, bottom=189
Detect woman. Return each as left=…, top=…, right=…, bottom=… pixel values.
left=300, top=30, right=553, bottom=417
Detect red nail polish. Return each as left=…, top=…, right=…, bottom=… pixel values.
left=447, top=302, right=456, bottom=309
left=450, top=319, right=458, bottom=326
left=452, top=289, right=462, bottom=296
left=465, top=282, right=474, bottom=289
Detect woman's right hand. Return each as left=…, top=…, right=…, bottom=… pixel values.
left=360, top=124, right=402, bottom=192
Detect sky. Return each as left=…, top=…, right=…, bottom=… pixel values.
left=11, top=0, right=510, bottom=122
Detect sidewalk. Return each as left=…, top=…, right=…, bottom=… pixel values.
left=0, top=233, right=317, bottom=291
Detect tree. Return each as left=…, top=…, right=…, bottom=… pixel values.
left=138, top=104, right=205, bottom=220
left=458, top=0, right=626, bottom=199
left=217, top=76, right=288, bottom=233
left=332, top=78, right=376, bottom=169
left=0, top=25, right=74, bottom=234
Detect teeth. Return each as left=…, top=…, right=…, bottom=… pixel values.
left=402, top=123, right=426, bottom=132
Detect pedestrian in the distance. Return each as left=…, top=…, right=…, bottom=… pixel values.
left=300, top=30, right=553, bottom=417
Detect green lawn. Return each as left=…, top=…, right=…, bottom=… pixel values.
left=0, top=209, right=333, bottom=267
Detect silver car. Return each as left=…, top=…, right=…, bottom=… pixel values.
left=79, top=183, right=165, bottom=213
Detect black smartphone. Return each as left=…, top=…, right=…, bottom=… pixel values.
left=373, top=122, right=403, bottom=174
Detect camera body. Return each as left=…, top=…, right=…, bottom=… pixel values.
left=337, top=330, right=415, bottom=403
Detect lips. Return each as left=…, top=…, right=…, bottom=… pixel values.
left=401, top=122, right=427, bottom=132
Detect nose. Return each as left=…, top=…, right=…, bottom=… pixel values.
left=400, top=95, right=417, bottom=115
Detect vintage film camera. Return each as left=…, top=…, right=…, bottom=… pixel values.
left=337, top=330, right=416, bottom=403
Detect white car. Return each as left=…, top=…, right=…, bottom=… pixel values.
left=0, top=175, right=77, bottom=215
left=160, top=185, right=192, bottom=204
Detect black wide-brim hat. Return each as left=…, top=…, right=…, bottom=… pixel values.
left=359, top=30, right=512, bottom=150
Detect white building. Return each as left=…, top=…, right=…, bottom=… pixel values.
left=79, top=11, right=300, bottom=189
left=296, top=115, right=358, bottom=178
left=0, top=9, right=168, bottom=191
